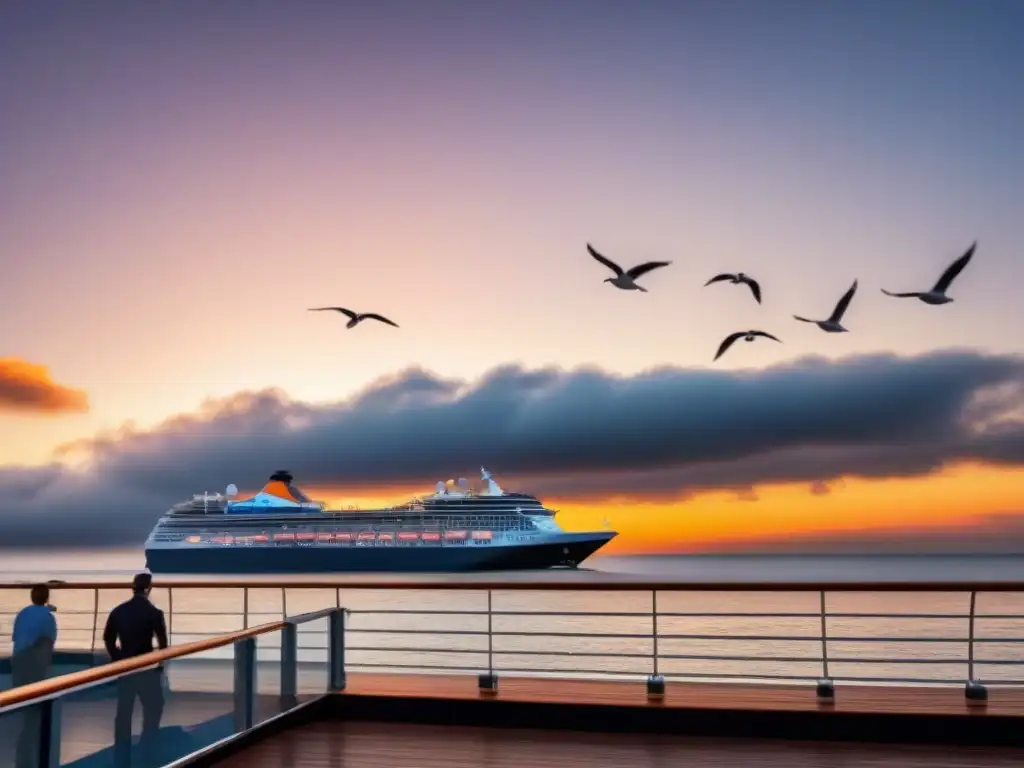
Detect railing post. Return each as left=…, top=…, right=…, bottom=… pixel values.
left=243, top=587, right=249, bottom=629
left=168, top=587, right=174, bottom=645
left=329, top=608, right=346, bottom=692
left=816, top=589, right=835, bottom=701
left=233, top=637, right=256, bottom=732
left=478, top=589, right=498, bottom=694
left=646, top=589, right=664, bottom=700
left=281, top=621, right=298, bottom=710
left=965, top=590, right=988, bottom=703
left=90, top=588, right=99, bottom=657
left=30, top=698, right=62, bottom=768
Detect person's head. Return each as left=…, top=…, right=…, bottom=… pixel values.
left=132, top=572, right=153, bottom=596
left=30, top=584, right=50, bottom=606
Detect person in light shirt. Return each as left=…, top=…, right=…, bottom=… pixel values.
left=11, top=584, right=58, bottom=684
left=11, top=584, right=58, bottom=768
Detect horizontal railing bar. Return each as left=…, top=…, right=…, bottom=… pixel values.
left=6, top=580, right=1024, bottom=591
left=0, top=618, right=290, bottom=710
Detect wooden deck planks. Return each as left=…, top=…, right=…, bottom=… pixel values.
left=212, top=720, right=1024, bottom=768
left=339, top=672, right=1024, bottom=717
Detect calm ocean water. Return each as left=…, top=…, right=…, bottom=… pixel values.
left=2, top=550, right=1024, bottom=689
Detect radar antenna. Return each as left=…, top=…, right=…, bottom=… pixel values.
left=480, top=466, right=504, bottom=496
left=434, top=480, right=447, bottom=496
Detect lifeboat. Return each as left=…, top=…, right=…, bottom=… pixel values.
left=273, top=533, right=295, bottom=542
left=378, top=533, right=394, bottom=542
left=421, top=532, right=441, bottom=542
left=317, top=533, right=333, bottom=542
left=296, top=532, right=316, bottom=542
left=252, top=534, right=269, bottom=543
left=335, top=532, right=354, bottom=542
left=185, top=535, right=201, bottom=544
left=471, top=530, right=493, bottom=540
left=211, top=535, right=234, bottom=545
left=397, top=532, right=419, bottom=541
left=357, top=531, right=376, bottom=541
left=444, top=530, right=468, bottom=540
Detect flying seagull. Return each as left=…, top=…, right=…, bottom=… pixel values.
left=587, top=243, right=671, bottom=292
left=793, top=280, right=858, bottom=332
left=704, top=272, right=762, bottom=304
left=714, top=330, right=782, bottom=361
left=308, top=307, right=399, bottom=329
left=881, top=242, right=976, bottom=305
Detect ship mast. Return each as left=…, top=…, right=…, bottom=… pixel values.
left=480, top=467, right=504, bottom=496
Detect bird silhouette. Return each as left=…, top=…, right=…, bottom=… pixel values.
left=881, top=242, right=976, bottom=305
left=794, top=280, right=858, bottom=332
left=587, top=244, right=671, bottom=292
left=308, top=307, right=399, bottom=329
left=704, top=272, right=762, bottom=304
left=714, top=330, right=782, bottom=361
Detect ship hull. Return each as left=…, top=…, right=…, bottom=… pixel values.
left=145, top=532, right=615, bottom=574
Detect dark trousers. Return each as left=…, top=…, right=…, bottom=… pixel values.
left=113, top=668, right=165, bottom=767
left=12, top=644, right=52, bottom=768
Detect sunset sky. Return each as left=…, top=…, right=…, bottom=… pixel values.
left=1, top=0, right=1022, bottom=555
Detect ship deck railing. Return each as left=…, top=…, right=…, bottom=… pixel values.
left=4, top=581, right=1024, bottom=766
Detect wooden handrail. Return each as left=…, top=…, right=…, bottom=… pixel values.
left=0, top=620, right=287, bottom=709
left=1, top=580, right=1024, bottom=592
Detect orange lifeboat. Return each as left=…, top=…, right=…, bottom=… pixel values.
left=444, top=530, right=467, bottom=540
left=252, top=534, right=269, bottom=543
left=357, top=531, right=376, bottom=541
left=273, top=533, right=295, bottom=542
left=185, top=535, right=201, bottom=544
left=421, top=532, right=441, bottom=542
left=317, top=532, right=333, bottom=542
left=378, top=533, right=394, bottom=542
left=296, top=532, right=316, bottom=542
left=397, top=532, right=419, bottom=541
left=335, top=532, right=354, bottom=542
left=471, top=530, right=493, bottom=540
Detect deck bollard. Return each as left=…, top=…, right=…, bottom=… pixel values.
left=816, top=678, right=835, bottom=702
left=329, top=608, right=346, bottom=692
left=646, top=674, right=665, bottom=701
left=478, top=672, right=499, bottom=695
left=965, top=680, right=988, bottom=705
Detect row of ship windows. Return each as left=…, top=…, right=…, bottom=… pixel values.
left=156, top=530, right=498, bottom=544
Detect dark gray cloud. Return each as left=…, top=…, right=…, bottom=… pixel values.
left=1, top=348, right=1023, bottom=547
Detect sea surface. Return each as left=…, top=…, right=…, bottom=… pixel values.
left=2, top=550, right=1024, bottom=691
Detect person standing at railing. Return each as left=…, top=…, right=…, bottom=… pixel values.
left=103, top=572, right=169, bottom=768
left=11, top=583, right=58, bottom=768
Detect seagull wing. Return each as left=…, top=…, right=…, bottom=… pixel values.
left=713, top=331, right=746, bottom=361
left=743, top=277, right=762, bottom=304
left=626, top=261, right=671, bottom=279
left=704, top=273, right=735, bottom=286
left=793, top=315, right=817, bottom=323
left=881, top=289, right=922, bottom=298
left=932, top=241, right=976, bottom=293
left=587, top=244, right=624, bottom=277
left=828, top=280, right=858, bottom=322
left=309, top=307, right=358, bottom=320
left=752, top=330, right=782, bottom=343
left=360, top=313, right=400, bottom=328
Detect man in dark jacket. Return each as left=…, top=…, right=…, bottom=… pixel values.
left=103, top=572, right=169, bottom=767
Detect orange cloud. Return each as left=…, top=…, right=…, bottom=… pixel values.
left=0, top=359, right=89, bottom=415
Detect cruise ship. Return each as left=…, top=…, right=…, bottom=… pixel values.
left=144, top=468, right=617, bottom=573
